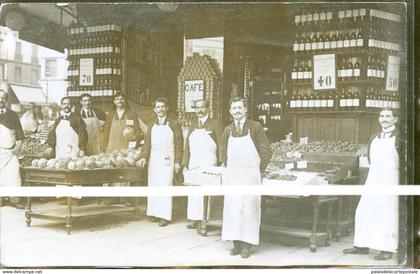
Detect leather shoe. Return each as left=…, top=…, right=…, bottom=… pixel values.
left=374, top=251, right=393, bottom=260
left=187, top=221, right=199, bottom=229
left=159, top=220, right=170, bottom=227
left=240, top=248, right=251, bottom=259
left=343, top=246, right=369, bottom=255
left=230, top=247, right=241, bottom=256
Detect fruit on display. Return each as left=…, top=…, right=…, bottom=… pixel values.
left=264, top=173, right=298, bottom=181
left=29, top=148, right=143, bottom=170
left=18, top=138, right=51, bottom=158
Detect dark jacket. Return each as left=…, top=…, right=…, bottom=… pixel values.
left=75, top=106, right=107, bottom=121
left=182, top=117, right=223, bottom=167
left=0, top=108, right=24, bottom=141
left=47, top=113, right=88, bottom=152
left=367, top=128, right=401, bottom=164
left=220, top=119, right=273, bottom=172
left=140, top=116, right=183, bottom=165
left=102, top=109, right=143, bottom=150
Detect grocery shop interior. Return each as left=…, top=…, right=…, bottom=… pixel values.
left=0, top=2, right=410, bottom=267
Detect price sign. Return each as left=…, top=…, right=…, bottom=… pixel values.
left=184, top=80, right=204, bottom=112
left=79, top=58, right=94, bottom=86
left=313, top=54, right=336, bottom=90
left=386, top=55, right=400, bottom=92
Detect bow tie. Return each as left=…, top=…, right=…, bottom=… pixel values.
left=61, top=115, right=70, bottom=120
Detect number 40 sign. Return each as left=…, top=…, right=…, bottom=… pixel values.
left=313, top=54, right=336, bottom=90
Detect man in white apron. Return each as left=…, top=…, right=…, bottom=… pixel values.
left=182, top=99, right=222, bottom=231
left=139, top=97, right=183, bottom=227
left=47, top=97, right=88, bottom=159
left=78, top=93, right=107, bottom=156
left=343, top=107, right=400, bottom=260
left=220, top=97, right=272, bottom=259
left=0, top=90, right=25, bottom=208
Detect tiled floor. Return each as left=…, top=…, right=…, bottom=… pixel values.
left=0, top=201, right=401, bottom=268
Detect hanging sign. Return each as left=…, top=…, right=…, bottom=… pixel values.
left=79, top=58, right=94, bottom=86
left=386, top=55, right=400, bottom=91
left=185, top=80, right=204, bottom=112
left=313, top=54, right=336, bottom=90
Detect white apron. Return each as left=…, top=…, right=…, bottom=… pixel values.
left=186, top=128, right=217, bottom=221
left=354, top=135, right=399, bottom=252
left=147, top=123, right=174, bottom=221
left=222, top=130, right=262, bottom=245
left=81, top=110, right=102, bottom=156
left=0, top=124, right=21, bottom=187
left=55, top=119, right=80, bottom=159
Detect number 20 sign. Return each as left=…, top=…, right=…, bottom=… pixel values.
left=313, top=54, right=336, bottom=90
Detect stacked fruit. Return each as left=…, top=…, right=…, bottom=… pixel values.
left=29, top=148, right=143, bottom=170
left=18, top=138, right=51, bottom=159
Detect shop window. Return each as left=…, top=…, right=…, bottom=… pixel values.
left=15, top=41, right=22, bottom=61
left=184, top=37, right=224, bottom=72
left=14, top=66, right=21, bottom=83
left=31, top=69, right=39, bottom=85
left=31, top=45, right=38, bottom=64
left=45, top=59, right=56, bottom=78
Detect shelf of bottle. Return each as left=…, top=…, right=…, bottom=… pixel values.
left=293, top=18, right=402, bottom=32
left=288, top=110, right=378, bottom=115
left=289, top=79, right=385, bottom=87
left=291, top=47, right=400, bottom=57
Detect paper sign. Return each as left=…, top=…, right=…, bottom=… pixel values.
left=79, top=58, right=94, bottom=86
left=285, top=163, right=295, bottom=170
left=299, top=137, right=309, bottom=145
left=294, top=151, right=303, bottom=159
left=185, top=80, right=204, bottom=112
left=128, top=142, right=137, bottom=148
left=386, top=55, right=400, bottom=92
left=126, top=119, right=134, bottom=126
left=286, top=151, right=295, bottom=158
left=297, top=160, right=308, bottom=169
left=313, top=54, right=336, bottom=90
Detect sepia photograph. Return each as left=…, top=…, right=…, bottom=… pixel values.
left=0, top=1, right=415, bottom=269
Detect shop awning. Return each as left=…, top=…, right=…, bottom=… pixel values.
left=9, top=84, right=48, bottom=105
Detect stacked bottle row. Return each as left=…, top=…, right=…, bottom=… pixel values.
left=289, top=88, right=400, bottom=111
left=293, top=28, right=400, bottom=54
left=294, top=8, right=400, bottom=27
left=66, top=23, right=123, bottom=98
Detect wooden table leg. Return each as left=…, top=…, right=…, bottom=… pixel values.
left=335, top=197, right=343, bottom=241
left=66, top=197, right=73, bottom=235
left=25, top=196, right=32, bottom=227
left=310, top=199, right=320, bottom=253
left=200, top=196, right=209, bottom=236
left=326, top=201, right=333, bottom=246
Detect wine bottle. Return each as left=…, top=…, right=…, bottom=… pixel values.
left=331, top=31, right=338, bottom=49
left=350, top=29, right=357, bottom=48
left=324, top=31, right=331, bottom=50
left=343, top=31, right=350, bottom=48
left=311, top=32, right=318, bottom=52
left=291, top=60, right=298, bottom=80
left=327, top=92, right=334, bottom=109
left=337, top=31, right=344, bottom=48
left=303, top=60, right=310, bottom=81
left=305, top=33, right=312, bottom=51
left=353, top=58, right=361, bottom=80
left=357, top=29, right=364, bottom=47
left=317, top=32, right=324, bottom=51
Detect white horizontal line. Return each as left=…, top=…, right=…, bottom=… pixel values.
left=1, top=185, right=420, bottom=197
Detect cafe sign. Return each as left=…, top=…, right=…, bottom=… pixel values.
left=185, top=80, right=204, bottom=112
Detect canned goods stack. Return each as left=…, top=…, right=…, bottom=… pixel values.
left=177, top=53, right=222, bottom=127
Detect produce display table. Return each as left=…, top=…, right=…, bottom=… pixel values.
left=22, top=167, right=144, bottom=235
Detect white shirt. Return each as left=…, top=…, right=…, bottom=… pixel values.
left=198, top=114, right=209, bottom=127
left=158, top=115, right=167, bottom=125
left=381, top=125, right=396, bottom=139
left=116, top=109, right=125, bottom=120
left=234, top=117, right=246, bottom=132
left=60, top=111, right=71, bottom=119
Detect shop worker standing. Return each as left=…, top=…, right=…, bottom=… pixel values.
left=103, top=93, right=142, bottom=154
left=220, top=97, right=272, bottom=259
left=138, top=97, right=183, bottom=227
left=76, top=93, right=107, bottom=156
left=0, top=90, right=25, bottom=207
left=343, top=107, right=400, bottom=260
left=47, top=97, right=88, bottom=159
left=182, top=99, right=222, bottom=231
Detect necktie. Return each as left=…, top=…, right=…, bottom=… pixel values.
left=88, top=110, right=93, bottom=118
left=62, top=115, right=69, bottom=120
left=235, top=121, right=241, bottom=135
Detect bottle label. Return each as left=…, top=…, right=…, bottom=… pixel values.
left=367, top=69, right=373, bottom=77
left=315, top=100, right=321, bottom=107
left=372, top=69, right=378, bottom=78
left=327, top=99, right=334, bottom=107
left=346, top=99, right=353, bottom=106
left=296, top=100, right=302, bottom=108
left=366, top=99, right=371, bottom=108
left=354, top=68, right=360, bottom=77
left=305, top=42, right=311, bottom=51
left=321, top=100, right=327, bottom=107
left=347, top=69, right=353, bottom=77
left=299, top=43, right=305, bottom=51
left=344, top=40, right=350, bottom=48
left=312, top=42, right=318, bottom=50
left=297, top=72, right=304, bottom=79
left=340, top=99, right=347, bottom=107
left=290, top=101, right=296, bottom=108
left=303, top=71, right=310, bottom=79
left=337, top=41, right=344, bottom=48
left=350, top=39, right=357, bottom=47
left=309, top=100, right=315, bottom=107
left=308, top=71, right=312, bottom=79
left=303, top=101, right=309, bottom=108
left=357, top=38, right=364, bottom=47
left=292, top=72, right=297, bottom=79
left=317, top=42, right=324, bottom=50
left=331, top=41, right=337, bottom=49
left=338, top=69, right=342, bottom=78
left=353, top=99, right=360, bottom=107
left=327, top=12, right=333, bottom=20
left=368, top=39, right=373, bottom=47
left=320, top=12, right=326, bottom=21
left=324, top=41, right=331, bottom=49
left=293, top=43, right=299, bottom=51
